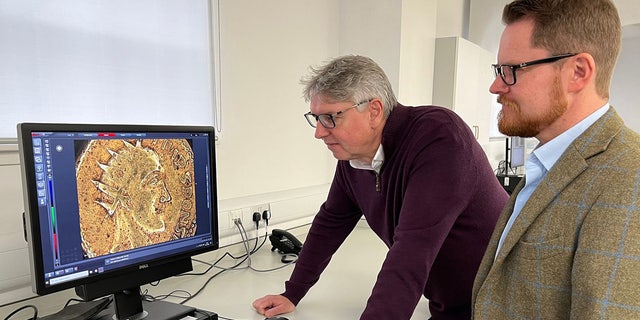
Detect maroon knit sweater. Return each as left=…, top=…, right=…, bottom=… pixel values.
left=283, top=105, right=508, bottom=319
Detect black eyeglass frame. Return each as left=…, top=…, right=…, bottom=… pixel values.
left=492, top=53, right=577, bottom=86
left=304, top=99, right=372, bottom=129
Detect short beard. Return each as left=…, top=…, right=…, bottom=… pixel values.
left=497, top=76, right=567, bottom=137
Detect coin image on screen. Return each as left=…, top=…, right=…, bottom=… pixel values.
left=76, top=139, right=197, bottom=258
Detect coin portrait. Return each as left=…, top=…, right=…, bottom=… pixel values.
left=76, top=139, right=197, bottom=258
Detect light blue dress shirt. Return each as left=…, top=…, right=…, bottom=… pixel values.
left=495, top=104, right=610, bottom=257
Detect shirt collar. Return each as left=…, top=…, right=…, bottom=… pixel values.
left=350, top=144, right=385, bottom=173
left=533, top=103, right=609, bottom=171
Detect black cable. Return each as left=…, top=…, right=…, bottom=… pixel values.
left=142, top=289, right=192, bottom=302
left=63, top=298, right=86, bottom=308
left=147, top=218, right=290, bottom=315
left=3, top=304, right=37, bottom=320
left=179, top=266, right=228, bottom=305
left=191, top=257, right=213, bottom=266
left=181, top=222, right=268, bottom=277
left=252, top=211, right=261, bottom=229
left=238, top=221, right=296, bottom=272
left=175, top=220, right=253, bottom=304
left=262, top=209, right=271, bottom=226
left=0, top=295, right=39, bottom=310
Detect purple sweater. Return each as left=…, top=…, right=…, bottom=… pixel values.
left=283, top=105, right=508, bottom=319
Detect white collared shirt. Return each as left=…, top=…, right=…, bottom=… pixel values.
left=350, top=144, right=385, bottom=173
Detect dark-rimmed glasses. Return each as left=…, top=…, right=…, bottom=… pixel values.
left=304, top=99, right=371, bottom=129
left=492, top=53, right=577, bottom=86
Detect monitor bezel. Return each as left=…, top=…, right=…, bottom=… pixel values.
left=17, top=122, right=219, bottom=296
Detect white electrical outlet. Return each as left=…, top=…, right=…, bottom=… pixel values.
left=252, top=203, right=270, bottom=215
left=228, top=209, right=242, bottom=228
left=249, top=203, right=270, bottom=226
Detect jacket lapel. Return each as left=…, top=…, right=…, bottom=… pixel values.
left=493, top=149, right=588, bottom=263
left=492, top=108, right=622, bottom=264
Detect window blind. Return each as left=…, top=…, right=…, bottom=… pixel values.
left=0, top=0, right=220, bottom=139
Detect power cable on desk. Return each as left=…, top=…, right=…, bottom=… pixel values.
left=142, top=288, right=192, bottom=302
left=3, top=304, right=37, bottom=320
left=140, top=221, right=254, bottom=312
left=181, top=220, right=267, bottom=277
left=180, top=219, right=272, bottom=302
left=145, top=219, right=293, bottom=320
left=0, top=295, right=39, bottom=311
left=4, top=297, right=111, bottom=320
left=149, top=220, right=265, bottom=303
left=235, top=219, right=296, bottom=272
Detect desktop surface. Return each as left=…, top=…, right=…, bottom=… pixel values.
left=0, top=223, right=430, bottom=319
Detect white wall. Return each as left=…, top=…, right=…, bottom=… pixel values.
left=611, top=24, right=640, bottom=133
left=215, top=0, right=339, bottom=200
left=398, top=0, right=438, bottom=105
left=338, top=0, right=439, bottom=106
left=436, top=0, right=468, bottom=38
left=0, top=0, right=438, bottom=306
left=338, top=0, right=402, bottom=95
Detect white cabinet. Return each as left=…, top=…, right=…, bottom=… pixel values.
left=432, top=36, right=495, bottom=150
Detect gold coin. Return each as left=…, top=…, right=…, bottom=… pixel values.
left=76, top=139, right=196, bottom=258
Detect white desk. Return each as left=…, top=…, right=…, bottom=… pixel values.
left=0, top=222, right=430, bottom=319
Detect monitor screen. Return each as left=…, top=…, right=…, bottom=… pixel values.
left=509, top=136, right=526, bottom=168
left=17, top=123, right=219, bottom=319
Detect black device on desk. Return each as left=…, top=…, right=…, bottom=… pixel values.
left=269, top=229, right=303, bottom=255
left=17, top=123, right=220, bottom=320
left=497, top=174, right=523, bottom=195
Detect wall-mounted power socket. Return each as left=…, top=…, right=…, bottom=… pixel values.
left=244, top=203, right=270, bottom=227
left=228, top=209, right=243, bottom=228
left=225, top=203, right=271, bottom=230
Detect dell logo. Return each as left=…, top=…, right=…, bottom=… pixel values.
left=138, top=264, right=149, bottom=269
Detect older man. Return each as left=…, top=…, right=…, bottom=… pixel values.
left=254, top=55, right=508, bottom=319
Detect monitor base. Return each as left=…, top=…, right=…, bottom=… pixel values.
left=92, top=300, right=217, bottom=320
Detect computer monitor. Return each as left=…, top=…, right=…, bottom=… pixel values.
left=17, top=123, right=219, bottom=319
left=509, top=136, right=526, bottom=169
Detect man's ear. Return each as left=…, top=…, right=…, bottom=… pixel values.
left=567, top=52, right=596, bottom=93
left=368, top=98, right=385, bottom=127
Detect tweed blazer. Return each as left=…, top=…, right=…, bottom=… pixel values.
left=472, top=107, right=640, bottom=319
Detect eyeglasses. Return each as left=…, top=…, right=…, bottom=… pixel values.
left=492, top=53, right=577, bottom=86
left=304, top=99, right=371, bottom=129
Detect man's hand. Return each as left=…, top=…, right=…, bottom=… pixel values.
left=252, top=294, right=295, bottom=318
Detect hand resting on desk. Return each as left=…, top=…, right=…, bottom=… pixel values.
left=253, top=294, right=295, bottom=318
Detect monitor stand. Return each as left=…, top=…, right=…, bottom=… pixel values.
left=89, top=288, right=216, bottom=320
left=93, top=300, right=196, bottom=320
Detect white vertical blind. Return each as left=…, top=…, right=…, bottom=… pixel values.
left=0, top=0, right=219, bottom=139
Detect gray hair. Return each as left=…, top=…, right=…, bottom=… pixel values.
left=301, top=55, right=397, bottom=117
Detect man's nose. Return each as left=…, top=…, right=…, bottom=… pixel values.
left=314, top=124, right=329, bottom=139
left=490, top=76, right=510, bottom=95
